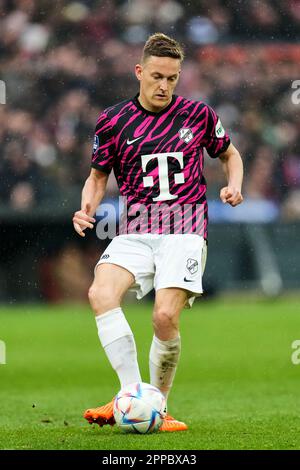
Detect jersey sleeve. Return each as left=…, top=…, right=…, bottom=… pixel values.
left=203, top=104, right=231, bottom=158
left=91, top=112, right=115, bottom=174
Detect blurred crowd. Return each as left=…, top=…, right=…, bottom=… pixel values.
left=0, top=0, right=299, bottom=220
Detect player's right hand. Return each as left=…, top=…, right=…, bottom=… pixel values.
left=73, top=209, right=96, bottom=237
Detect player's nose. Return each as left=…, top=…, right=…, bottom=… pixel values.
left=159, top=78, right=168, bottom=91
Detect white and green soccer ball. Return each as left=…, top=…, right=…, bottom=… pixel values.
left=113, top=382, right=166, bottom=434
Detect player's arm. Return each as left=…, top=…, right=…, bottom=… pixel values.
left=218, top=142, right=244, bottom=207
left=73, top=168, right=109, bottom=237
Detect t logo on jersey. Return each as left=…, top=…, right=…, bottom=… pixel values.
left=141, top=152, right=185, bottom=202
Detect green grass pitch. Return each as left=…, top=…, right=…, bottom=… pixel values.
left=0, top=298, right=300, bottom=450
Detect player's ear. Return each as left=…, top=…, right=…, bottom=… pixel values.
left=135, top=64, right=143, bottom=81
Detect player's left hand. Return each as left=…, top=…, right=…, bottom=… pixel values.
left=220, top=186, right=243, bottom=207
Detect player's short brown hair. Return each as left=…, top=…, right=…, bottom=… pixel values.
left=141, top=33, right=184, bottom=63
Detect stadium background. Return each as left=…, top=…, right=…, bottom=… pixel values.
left=0, top=0, right=300, bottom=451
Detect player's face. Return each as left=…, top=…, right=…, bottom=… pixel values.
left=135, top=56, right=181, bottom=112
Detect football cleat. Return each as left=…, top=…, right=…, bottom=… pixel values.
left=84, top=400, right=188, bottom=432
left=159, top=413, right=188, bottom=432
left=83, top=399, right=115, bottom=427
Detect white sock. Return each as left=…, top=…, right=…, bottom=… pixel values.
left=149, top=335, right=181, bottom=400
left=96, top=307, right=142, bottom=388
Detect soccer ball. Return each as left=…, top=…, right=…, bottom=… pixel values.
left=113, top=382, right=166, bottom=434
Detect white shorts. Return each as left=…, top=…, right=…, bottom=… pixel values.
left=96, top=234, right=207, bottom=308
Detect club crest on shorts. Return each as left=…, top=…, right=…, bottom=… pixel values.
left=179, top=128, right=194, bottom=144
left=186, top=258, right=198, bottom=275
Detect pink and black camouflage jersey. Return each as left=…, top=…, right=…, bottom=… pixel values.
left=91, top=94, right=230, bottom=238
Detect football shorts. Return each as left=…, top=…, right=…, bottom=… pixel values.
left=96, top=234, right=207, bottom=308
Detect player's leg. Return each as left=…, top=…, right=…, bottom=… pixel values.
left=84, top=263, right=142, bottom=426
left=150, top=234, right=207, bottom=431
left=151, top=287, right=188, bottom=431
left=89, top=263, right=142, bottom=387
left=150, top=235, right=206, bottom=401
left=84, top=234, right=155, bottom=427
left=150, top=287, right=186, bottom=400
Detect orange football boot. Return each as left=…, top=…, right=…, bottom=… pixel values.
left=159, top=413, right=188, bottom=432
left=83, top=399, right=115, bottom=427
left=83, top=401, right=188, bottom=432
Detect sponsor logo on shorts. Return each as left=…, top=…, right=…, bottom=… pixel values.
left=186, top=258, right=198, bottom=275
left=101, top=254, right=110, bottom=260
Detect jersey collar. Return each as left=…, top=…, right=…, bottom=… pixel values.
left=133, top=93, right=177, bottom=116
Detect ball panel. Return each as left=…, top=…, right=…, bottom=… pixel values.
left=113, top=382, right=166, bottom=434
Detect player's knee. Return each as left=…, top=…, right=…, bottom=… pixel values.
left=152, top=307, right=179, bottom=333
left=88, top=284, right=118, bottom=314
left=88, top=285, right=99, bottom=310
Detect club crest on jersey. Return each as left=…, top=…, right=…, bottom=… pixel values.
left=178, top=128, right=194, bottom=144
left=186, top=258, right=198, bottom=275
left=93, top=134, right=99, bottom=153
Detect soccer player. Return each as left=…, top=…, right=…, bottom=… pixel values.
left=73, top=33, right=243, bottom=432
